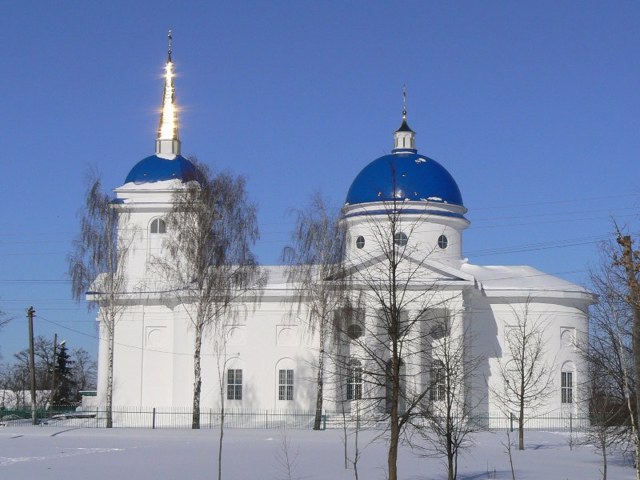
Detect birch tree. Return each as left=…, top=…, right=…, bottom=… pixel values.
left=69, top=174, right=131, bottom=427
left=282, top=193, right=347, bottom=430
left=158, top=162, right=263, bottom=430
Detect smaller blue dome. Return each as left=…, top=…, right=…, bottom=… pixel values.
left=125, top=155, right=202, bottom=184
left=345, top=153, right=463, bottom=206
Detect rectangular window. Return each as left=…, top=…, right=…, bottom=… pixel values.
left=430, top=361, right=445, bottom=402
left=227, top=369, right=242, bottom=401
left=347, top=362, right=363, bottom=400
left=279, top=369, right=294, bottom=401
left=561, top=371, right=573, bottom=404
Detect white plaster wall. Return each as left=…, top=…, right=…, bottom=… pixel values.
left=480, top=297, right=588, bottom=419
left=342, top=204, right=469, bottom=268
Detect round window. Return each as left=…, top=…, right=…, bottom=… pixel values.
left=347, top=324, right=363, bottom=340
left=437, top=235, right=448, bottom=249
left=356, top=236, right=365, bottom=249
left=394, top=232, right=408, bottom=247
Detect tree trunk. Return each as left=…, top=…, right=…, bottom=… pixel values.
left=192, top=323, right=203, bottom=429
left=388, top=413, right=399, bottom=480
left=448, top=439, right=455, bottom=480
left=313, top=334, right=325, bottom=430
left=601, top=440, right=607, bottom=480
left=388, top=353, right=400, bottom=480
left=518, top=378, right=525, bottom=450
left=218, top=401, right=224, bottom=480
left=106, top=320, right=114, bottom=429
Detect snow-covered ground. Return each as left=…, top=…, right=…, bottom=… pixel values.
left=0, top=426, right=634, bottom=480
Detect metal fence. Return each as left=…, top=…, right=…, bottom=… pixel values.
left=0, top=406, right=591, bottom=432
left=0, top=407, right=324, bottom=430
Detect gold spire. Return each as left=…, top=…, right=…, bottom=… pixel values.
left=156, top=29, right=181, bottom=157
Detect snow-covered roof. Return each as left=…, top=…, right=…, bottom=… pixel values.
left=460, top=264, right=593, bottom=300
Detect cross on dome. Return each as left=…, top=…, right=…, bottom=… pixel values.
left=393, top=85, right=416, bottom=153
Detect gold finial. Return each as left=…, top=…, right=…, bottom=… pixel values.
left=168, top=29, right=173, bottom=62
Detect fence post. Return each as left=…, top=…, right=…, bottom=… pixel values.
left=510, top=412, right=514, bottom=433
left=152, top=408, right=156, bottom=429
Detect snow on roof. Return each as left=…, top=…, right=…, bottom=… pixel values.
left=460, top=264, right=592, bottom=299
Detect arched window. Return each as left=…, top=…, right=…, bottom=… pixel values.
left=150, top=218, right=166, bottom=234
left=347, top=359, right=363, bottom=400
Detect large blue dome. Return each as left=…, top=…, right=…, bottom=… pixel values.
left=345, top=152, right=463, bottom=207
left=124, top=154, right=202, bottom=184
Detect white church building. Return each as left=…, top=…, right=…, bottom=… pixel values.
left=88, top=41, right=594, bottom=427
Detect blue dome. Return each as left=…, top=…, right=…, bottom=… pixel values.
left=125, top=155, right=202, bottom=184
left=345, top=153, right=463, bottom=206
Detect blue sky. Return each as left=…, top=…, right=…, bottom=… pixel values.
left=1, top=1, right=638, bottom=362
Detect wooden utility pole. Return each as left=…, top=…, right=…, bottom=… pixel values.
left=27, top=306, right=37, bottom=425
left=617, top=234, right=640, bottom=480
left=51, top=333, right=57, bottom=408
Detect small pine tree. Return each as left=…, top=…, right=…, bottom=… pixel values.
left=53, top=343, right=76, bottom=405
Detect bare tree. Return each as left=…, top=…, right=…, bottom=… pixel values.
left=583, top=370, right=631, bottom=480
left=68, top=173, right=132, bottom=427
left=494, top=300, right=554, bottom=450
left=0, top=344, right=95, bottom=410
left=273, top=429, right=299, bottom=480
left=586, top=234, right=640, bottom=478
left=412, top=320, right=482, bottom=480
left=0, top=308, right=10, bottom=333
left=157, top=161, right=263, bottom=430
left=342, top=198, right=459, bottom=480
left=282, top=193, right=347, bottom=430
left=0, top=361, right=29, bottom=409
left=70, top=347, right=97, bottom=400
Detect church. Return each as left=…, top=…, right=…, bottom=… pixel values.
left=87, top=39, right=594, bottom=427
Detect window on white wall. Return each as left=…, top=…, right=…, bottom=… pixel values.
left=150, top=218, right=166, bottom=234
left=227, top=369, right=242, bottom=400
left=430, top=360, right=446, bottom=402
left=561, top=371, right=573, bottom=404
left=347, top=359, right=363, bottom=400
left=279, top=369, right=294, bottom=401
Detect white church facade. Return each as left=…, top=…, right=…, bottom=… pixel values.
left=88, top=42, right=594, bottom=427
